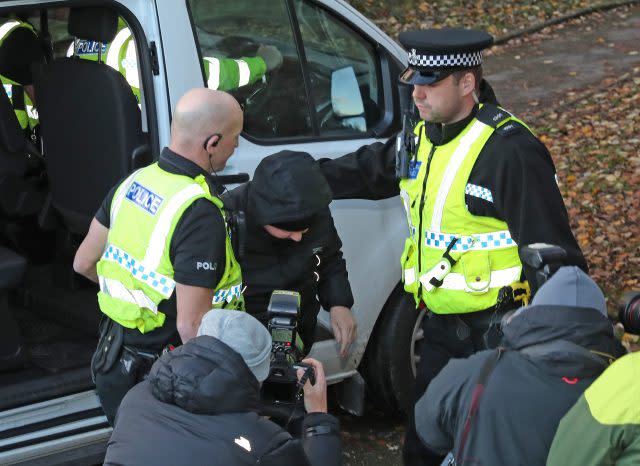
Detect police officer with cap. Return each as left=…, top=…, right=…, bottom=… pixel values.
left=319, top=28, right=587, bottom=465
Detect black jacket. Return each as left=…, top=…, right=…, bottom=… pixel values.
left=223, top=181, right=353, bottom=340
left=104, top=336, right=341, bottom=466
left=415, top=305, right=625, bottom=466
left=319, top=80, right=587, bottom=287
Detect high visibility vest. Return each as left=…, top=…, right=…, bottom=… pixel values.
left=68, top=22, right=267, bottom=96
left=96, top=163, right=244, bottom=334
left=0, top=20, right=39, bottom=131
left=399, top=105, right=530, bottom=314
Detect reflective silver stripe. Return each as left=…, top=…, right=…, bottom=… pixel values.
left=66, top=40, right=75, bottom=57
left=121, top=37, right=139, bottom=89
left=420, top=265, right=522, bottom=292
left=404, top=267, right=416, bottom=285
left=99, top=276, right=158, bottom=314
left=424, top=230, right=516, bottom=252
left=234, top=59, right=250, bottom=87
left=0, top=21, right=20, bottom=42
left=26, top=105, right=38, bottom=120
left=430, top=120, right=486, bottom=232
left=204, top=57, right=220, bottom=90
left=143, top=183, right=206, bottom=270
left=3, top=84, right=12, bottom=99
left=106, top=27, right=132, bottom=71
left=110, top=169, right=143, bottom=227
left=101, top=244, right=175, bottom=297
left=212, top=284, right=243, bottom=304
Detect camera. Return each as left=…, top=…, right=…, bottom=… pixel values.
left=261, top=290, right=314, bottom=405
left=520, top=243, right=569, bottom=293
left=619, top=291, right=640, bottom=334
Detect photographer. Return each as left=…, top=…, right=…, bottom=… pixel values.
left=414, top=266, right=625, bottom=465
left=223, top=150, right=356, bottom=357
left=547, top=294, right=640, bottom=466
left=103, top=309, right=341, bottom=466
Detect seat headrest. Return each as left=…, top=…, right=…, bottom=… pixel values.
left=68, top=7, right=119, bottom=43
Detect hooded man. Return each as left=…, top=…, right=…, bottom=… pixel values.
left=223, top=150, right=356, bottom=357
left=414, top=266, right=626, bottom=466
left=104, top=309, right=341, bottom=466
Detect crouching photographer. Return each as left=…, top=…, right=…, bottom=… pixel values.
left=104, top=310, right=341, bottom=466
left=414, top=244, right=626, bottom=466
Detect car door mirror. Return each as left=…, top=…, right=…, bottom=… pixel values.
left=330, top=66, right=366, bottom=132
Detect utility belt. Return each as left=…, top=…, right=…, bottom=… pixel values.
left=91, top=317, right=173, bottom=381
left=428, top=283, right=527, bottom=350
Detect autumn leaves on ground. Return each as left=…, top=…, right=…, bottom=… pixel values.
left=347, top=0, right=639, bottom=312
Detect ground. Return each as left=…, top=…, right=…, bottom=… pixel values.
left=339, top=3, right=640, bottom=464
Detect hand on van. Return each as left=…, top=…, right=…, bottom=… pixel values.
left=330, top=305, right=357, bottom=357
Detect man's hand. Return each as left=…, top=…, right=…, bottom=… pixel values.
left=256, top=44, right=283, bottom=72
left=296, top=358, right=327, bottom=413
left=330, top=305, right=357, bottom=357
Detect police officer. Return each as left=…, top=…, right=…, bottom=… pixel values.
left=67, top=19, right=282, bottom=101
left=319, top=28, right=587, bottom=466
left=0, top=16, right=45, bottom=136
left=73, top=88, right=244, bottom=425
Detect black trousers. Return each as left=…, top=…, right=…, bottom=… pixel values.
left=94, top=347, right=155, bottom=426
left=402, top=309, right=502, bottom=466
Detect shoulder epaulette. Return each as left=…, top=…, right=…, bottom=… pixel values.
left=475, top=104, right=512, bottom=129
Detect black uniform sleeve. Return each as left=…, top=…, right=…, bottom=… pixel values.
left=0, top=26, right=45, bottom=85
left=316, top=209, right=354, bottom=311
left=169, top=198, right=227, bottom=288
left=477, top=125, right=588, bottom=285
left=94, top=184, right=119, bottom=228
left=318, top=137, right=399, bottom=200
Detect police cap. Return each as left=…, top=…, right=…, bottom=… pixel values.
left=398, top=28, right=493, bottom=85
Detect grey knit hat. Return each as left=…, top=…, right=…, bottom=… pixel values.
left=197, top=310, right=272, bottom=382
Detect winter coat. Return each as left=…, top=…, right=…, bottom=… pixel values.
left=103, top=335, right=341, bottom=466
left=415, top=304, right=625, bottom=466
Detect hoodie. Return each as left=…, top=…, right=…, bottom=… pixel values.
left=415, top=267, right=625, bottom=466
left=104, top=336, right=341, bottom=466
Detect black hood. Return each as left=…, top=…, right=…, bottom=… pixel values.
left=148, top=335, right=261, bottom=415
left=502, top=305, right=625, bottom=375
left=248, top=150, right=332, bottom=227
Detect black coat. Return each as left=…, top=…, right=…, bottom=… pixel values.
left=223, top=182, right=353, bottom=346
left=415, top=305, right=626, bottom=466
left=104, top=336, right=341, bottom=466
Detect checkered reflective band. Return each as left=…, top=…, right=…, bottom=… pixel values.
left=465, top=183, right=494, bottom=203
left=408, top=48, right=483, bottom=68
left=102, top=244, right=176, bottom=297
left=212, top=284, right=244, bottom=304
left=424, top=230, right=516, bottom=251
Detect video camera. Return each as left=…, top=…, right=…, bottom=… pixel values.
left=261, top=290, right=315, bottom=405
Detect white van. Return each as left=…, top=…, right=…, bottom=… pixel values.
left=0, top=1, right=421, bottom=464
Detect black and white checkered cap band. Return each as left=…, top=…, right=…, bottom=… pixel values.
left=407, top=49, right=483, bottom=68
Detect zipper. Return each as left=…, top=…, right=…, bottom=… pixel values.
left=416, top=142, right=437, bottom=300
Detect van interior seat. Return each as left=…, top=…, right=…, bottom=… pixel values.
left=0, top=86, right=45, bottom=218
left=34, top=6, right=147, bottom=237
left=28, top=6, right=148, bottom=334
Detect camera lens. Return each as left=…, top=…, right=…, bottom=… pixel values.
left=618, top=291, right=640, bottom=334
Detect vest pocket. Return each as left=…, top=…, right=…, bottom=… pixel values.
left=460, top=251, right=491, bottom=294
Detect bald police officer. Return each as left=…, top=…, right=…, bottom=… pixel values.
left=319, top=28, right=586, bottom=465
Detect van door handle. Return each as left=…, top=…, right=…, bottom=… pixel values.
left=216, top=173, right=250, bottom=184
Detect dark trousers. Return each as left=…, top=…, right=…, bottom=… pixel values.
left=94, top=347, right=154, bottom=426
left=403, top=310, right=501, bottom=466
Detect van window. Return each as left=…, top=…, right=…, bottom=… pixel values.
left=188, top=0, right=383, bottom=141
